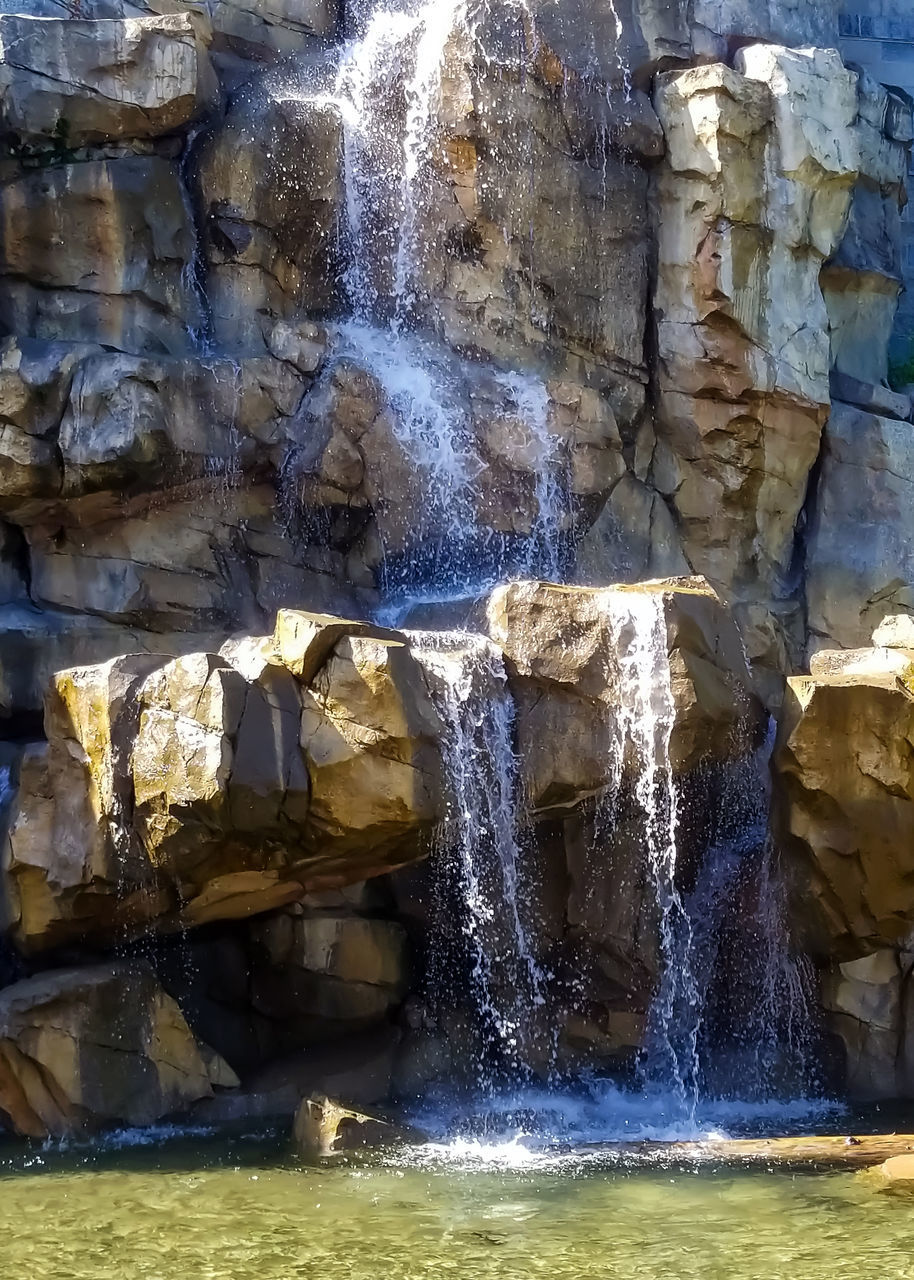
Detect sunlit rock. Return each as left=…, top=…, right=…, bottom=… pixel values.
left=775, top=671, right=914, bottom=955
left=0, top=13, right=216, bottom=148
left=487, top=576, right=762, bottom=811
left=293, top=1093, right=421, bottom=1157
left=0, top=964, right=236, bottom=1138
left=652, top=47, right=859, bottom=677
left=2, top=615, right=443, bottom=951
left=301, top=633, right=443, bottom=857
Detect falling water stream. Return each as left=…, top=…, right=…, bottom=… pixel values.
left=282, top=0, right=571, bottom=612
left=402, top=593, right=820, bottom=1146
left=408, top=630, right=550, bottom=1090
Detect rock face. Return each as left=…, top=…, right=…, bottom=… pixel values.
left=0, top=14, right=216, bottom=147
left=487, top=577, right=761, bottom=811
left=651, top=48, right=858, bottom=677
left=805, top=402, right=914, bottom=653
left=774, top=650, right=914, bottom=1097
left=0, top=964, right=236, bottom=1138
left=1, top=611, right=443, bottom=952
left=0, top=0, right=910, bottom=1123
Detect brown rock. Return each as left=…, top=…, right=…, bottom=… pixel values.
left=293, top=1093, right=422, bottom=1158
left=487, top=577, right=761, bottom=811
left=0, top=964, right=237, bottom=1138
left=0, top=157, right=203, bottom=355
left=301, top=634, right=443, bottom=858
left=775, top=672, right=914, bottom=958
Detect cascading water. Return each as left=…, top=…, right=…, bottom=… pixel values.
left=409, top=591, right=823, bottom=1146
left=283, top=0, right=570, bottom=612
left=409, top=631, right=550, bottom=1091
left=601, top=590, right=702, bottom=1113
left=591, top=590, right=819, bottom=1123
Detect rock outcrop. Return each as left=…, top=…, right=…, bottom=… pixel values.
left=1, top=610, right=443, bottom=952
left=775, top=636, right=914, bottom=1098
left=488, top=576, right=761, bottom=811
left=651, top=48, right=859, bottom=680
left=0, top=963, right=236, bottom=1138
left=0, top=13, right=216, bottom=147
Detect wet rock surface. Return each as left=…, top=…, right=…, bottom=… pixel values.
left=0, top=0, right=911, bottom=1128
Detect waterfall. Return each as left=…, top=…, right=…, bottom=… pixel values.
left=282, top=0, right=570, bottom=612
left=409, top=630, right=549, bottom=1089
left=600, top=590, right=702, bottom=1110
left=335, top=0, right=467, bottom=323
left=598, top=591, right=817, bottom=1113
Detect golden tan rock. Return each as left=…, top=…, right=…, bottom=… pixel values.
left=2, top=655, right=170, bottom=952
left=293, top=1094, right=422, bottom=1158
left=864, top=1154, right=914, bottom=1193
left=2, top=610, right=451, bottom=951
left=652, top=48, right=859, bottom=678
left=301, top=635, right=443, bottom=857
left=775, top=672, right=914, bottom=957
left=273, top=609, right=401, bottom=684
left=0, top=964, right=237, bottom=1138
left=487, top=577, right=762, bottom=810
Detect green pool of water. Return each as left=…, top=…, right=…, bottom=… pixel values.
left=0, top=1129, right=911, bottom=1280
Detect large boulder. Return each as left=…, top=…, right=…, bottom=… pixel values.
left=775, top=666, right=914, bottom=958
left=300, top=631, right=443, bottom=862
left=487, top=577, right=761, bottom=812
left=0, top=14, right=216, bottom=148
left=0, top=964, right=236, bottom=1138
left=2, top=610, right=444, bottom=951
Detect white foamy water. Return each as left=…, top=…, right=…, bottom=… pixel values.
left=601, top=590, right=701, bottom=1111
left=400, top=1082, right=844, bottom=1171
left=409, top=629, right=551, bottom=1086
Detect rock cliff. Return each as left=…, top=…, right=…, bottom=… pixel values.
left=0, top=0, right=911, bottom=1130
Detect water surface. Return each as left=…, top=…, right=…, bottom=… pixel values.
left=1, top=1126, right=910, bottom=1280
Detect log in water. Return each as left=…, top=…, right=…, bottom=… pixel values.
left=601, top=1134, right=914, bottom=1168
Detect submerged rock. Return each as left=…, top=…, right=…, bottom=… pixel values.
left=292, top=1093, right=423, bottom=1158
left=862, top=1154, right=914, bottom=1194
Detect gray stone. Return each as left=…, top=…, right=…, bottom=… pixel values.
left=0, top=14, right=216, bottom=147
left=806, top=401, right=914, bottom=651
left=0, top=157, right=202, bottom=355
